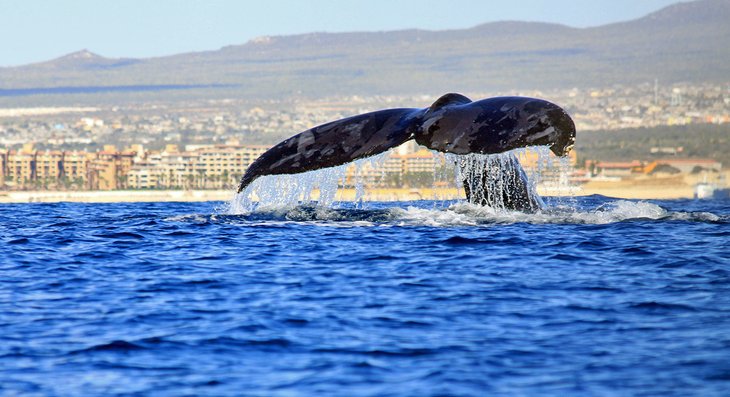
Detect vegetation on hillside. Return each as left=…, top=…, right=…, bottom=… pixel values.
left=576, top=123, right=730, bottom=165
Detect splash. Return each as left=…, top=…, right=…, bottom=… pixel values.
left=226, top=164, right=346, bottom=214
left=447, top=151, right=544, bottom=211
left=226, top=154, right=389, bottom=214
left=208, top=140, right=727, bottom=226
left=223, top=146, right=578, bottom=215
left=393, top=200, right=719, bottom=226
left=197, top=199, right=722, bottom=227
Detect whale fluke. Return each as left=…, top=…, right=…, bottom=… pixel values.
left=237, top=94, right=576, bottom=210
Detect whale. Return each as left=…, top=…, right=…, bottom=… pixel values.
left=236, top=93, right=575, bottom=211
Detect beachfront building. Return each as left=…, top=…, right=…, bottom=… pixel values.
left=153, top=146, right=202, bottom=189
left=127, top=163, right=163, bottom=189
left=0, top=149, right=5, bottom=187
left=196, top=144, right=268, bottom=189
left=397, top=149, right=441, bottom=187
left=1, top=145, right=90, bottom=189
left=61, top=151, right=91, bottom=189
left=3, top=144, right=37, bottom=188
left=125, top=145, right=199, bottom=189
left=342, top=156, right=391, bottom=188
left=401, top=149, right=440, bottom=173
left=35, top=150, right=65, bottom=189
left=87, top=146, right=138, bottom=190
left=341, top=148, right=445, bottom=188
left=123, top=143, right=270, bottom=190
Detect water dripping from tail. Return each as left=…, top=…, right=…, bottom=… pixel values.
left=225, top=165, right=345, bottom=214
left=223, top=146, right=575, bottom=215
left=224, top=154, right=390, bottom=215
left=448, top=151, right=545, bottom=212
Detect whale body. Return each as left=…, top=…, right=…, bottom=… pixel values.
left=237, top=93, right=576, bottom=211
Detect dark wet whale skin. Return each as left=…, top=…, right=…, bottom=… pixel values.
left=236, top=108, right=423, bottom=191
left=415, top=94, right=575, bottom=157
left=237, top=93, right=576, bottom=194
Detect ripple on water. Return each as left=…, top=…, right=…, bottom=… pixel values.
left=0, top=197, right=728, bottom=396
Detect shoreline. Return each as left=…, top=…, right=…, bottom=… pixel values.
left=0, top=190, right=235, bottom=204
left=0, top=182, right=707, bottom=204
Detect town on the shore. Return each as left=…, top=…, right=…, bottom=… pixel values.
left=0, top=82, right=727, bottom=193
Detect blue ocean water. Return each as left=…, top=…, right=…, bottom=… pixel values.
left=1, top=196, right=729, bottom=396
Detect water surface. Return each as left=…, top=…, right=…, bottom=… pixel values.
left=1, top=196, right=729, bottom=396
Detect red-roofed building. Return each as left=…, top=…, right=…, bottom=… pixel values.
left=590, top=160, right=645, bottom=178
left=645, top=158, right=722, bottom=174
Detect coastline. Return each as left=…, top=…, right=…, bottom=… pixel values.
left=0, top=182, right=706, bottom=204
left=0, top=189, right=235, bottom=204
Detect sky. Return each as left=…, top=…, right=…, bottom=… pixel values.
left=0, top=0, right=685, bottom=67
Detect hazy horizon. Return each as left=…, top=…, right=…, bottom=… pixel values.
left=1, top=0, right=684, bottom=67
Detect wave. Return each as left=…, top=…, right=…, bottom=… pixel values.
left=393, top=200, right=719, bottom=225
left=169, top=198, right=724, bottom=226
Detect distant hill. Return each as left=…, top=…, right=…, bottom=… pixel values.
left=1, top=0, right=728, bottom=103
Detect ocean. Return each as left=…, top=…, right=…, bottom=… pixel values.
left=1, top=195, right=729, bottom=396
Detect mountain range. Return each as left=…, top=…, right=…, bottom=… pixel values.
left=1, top=0, right=728, bottom=103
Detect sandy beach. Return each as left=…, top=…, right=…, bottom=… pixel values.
left=0, top=189, right=235, bottom=204
left=0, top=179, right=714, bottom=204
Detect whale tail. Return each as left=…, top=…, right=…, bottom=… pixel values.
left=237, top=94, right=576, bottom=210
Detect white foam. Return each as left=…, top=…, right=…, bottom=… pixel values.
left=164, top=214, right=210, bottom=223
left=666, top=211, right=720, bottom=222
left=582, top=200, right=667, bottom=223
left=392, top=200, right=677, bottom=226
left=176, top=198, right=721, bottom=227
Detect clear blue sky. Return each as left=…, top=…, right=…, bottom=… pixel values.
left=0, top=0, right=684, bottom=67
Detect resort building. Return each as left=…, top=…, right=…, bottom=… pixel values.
left=35, top=150, right=64, bottom=188
left=3, top=144, right=37, bottom=188
left=62, top=151, right=92, bottom=189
